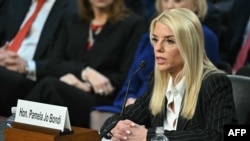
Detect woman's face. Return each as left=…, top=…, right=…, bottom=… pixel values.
left=160, top=0, right=196, bottom=13
left=152, top=21, right=184, bottom=76
left=89, top=0, right=114, bottom=9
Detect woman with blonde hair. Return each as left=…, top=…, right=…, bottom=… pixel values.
left=91, top=0, right=221, bottom=133
left=100, top=8, right=236, bottom=141
left=155, top=0, right=220, bottom=66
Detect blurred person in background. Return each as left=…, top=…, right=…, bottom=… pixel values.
left=220, top=0, right=250, bottom=67
left=0, top=0, right=76, bottom=117
left=24, top=0, right=147, bottom=128
left=0, top=0, right=4, bottom=40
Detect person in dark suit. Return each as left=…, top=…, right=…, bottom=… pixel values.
left=0, top=0, right=5, bottom=42
left=204, top=0, right=234, bottom=45
left=221, top=0, right=250, bottom=66
left=100, top=8, right=237, bottom=141
left=24, top=0, right=147, bottom=128
left=0, top=0, right=76, bottom=116
left=124, top=0, right=144, bottom=16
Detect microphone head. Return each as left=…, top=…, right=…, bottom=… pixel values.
left=100, top=120, right=118, bottom=138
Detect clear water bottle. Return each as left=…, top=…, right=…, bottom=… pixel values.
left=6, top=107, right=17, bottom=127
left=151, top=127, right=169, bottom=141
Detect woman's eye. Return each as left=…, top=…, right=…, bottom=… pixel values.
left=151, top=38, right=158, bottom=43
left=166, top=39, right=174, bottom=44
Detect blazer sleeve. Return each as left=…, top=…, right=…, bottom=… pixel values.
left=36, top=0, right=79, bottom=80
left=45, top=15, right=88, bottom=78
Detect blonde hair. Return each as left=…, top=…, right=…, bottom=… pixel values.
left=149, top=8, right=221, bottom=119
left=155, top=0, right=207, bottom=21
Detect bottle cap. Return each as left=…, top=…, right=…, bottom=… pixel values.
left=156, top=127, right=164, bottom=134
left=11, top=107, right=17, bottom=114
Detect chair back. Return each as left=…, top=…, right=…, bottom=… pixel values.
left=227, top=75, right=250, bottom=124
left=236, top=66, right=250, bottom=77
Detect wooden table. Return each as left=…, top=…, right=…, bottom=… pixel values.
left=4, top=122, right=101, bottom=141
left=0, top=116, right=7, bottom=141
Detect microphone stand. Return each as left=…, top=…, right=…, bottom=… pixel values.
left=99, top=61, right=147, bottom=138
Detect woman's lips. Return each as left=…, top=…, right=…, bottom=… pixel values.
left=156, top=56, right=166, bottom=64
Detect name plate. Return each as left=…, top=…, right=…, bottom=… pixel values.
left=15, top=99, right=71, bottom=132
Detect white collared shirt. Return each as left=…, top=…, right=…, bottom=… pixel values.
left=164, top=76, right=185, bottom=130
left=12, top=0, right=55, bottom=80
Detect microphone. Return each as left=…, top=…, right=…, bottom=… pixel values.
left=100, top=61, right=147, bottom=138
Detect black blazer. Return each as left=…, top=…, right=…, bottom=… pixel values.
left=224, top=0, right=250, bottom=65
left=0, top=0, right=5, bottom=41
left=45, top=12, right=147, bottom=91
left=101, top=73, right=237, bottom=141
left=0, top=0, right=76, bottom=79
left=0, top=0, right=78, bottom=117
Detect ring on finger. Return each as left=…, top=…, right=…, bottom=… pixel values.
left=85, top=81, right=92, bottom=88
left=98, top=89, right=104, bottom=94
